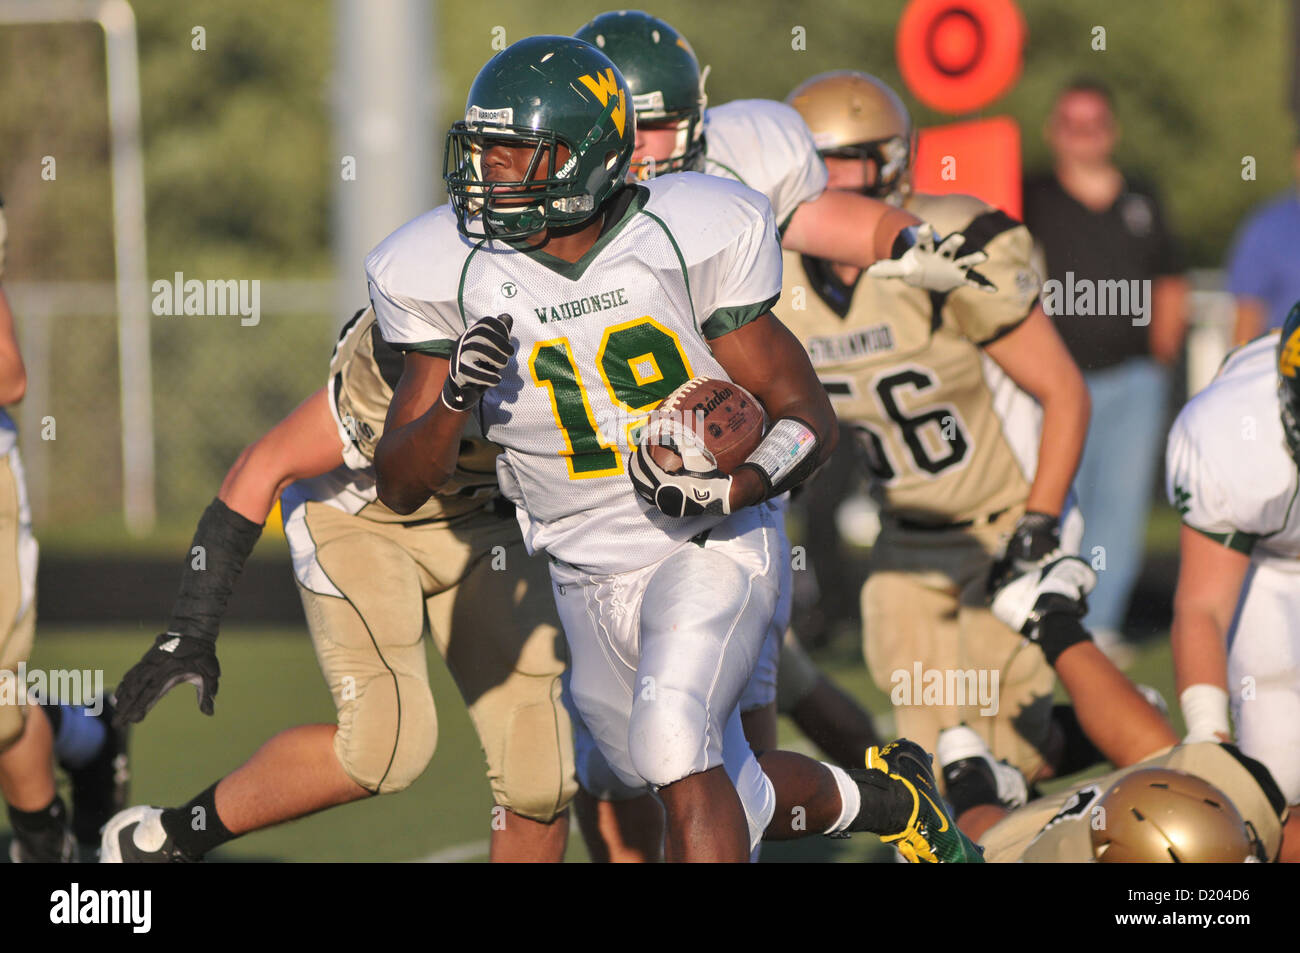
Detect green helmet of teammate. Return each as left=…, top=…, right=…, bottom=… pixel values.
left=1279, top=300, right=1300, bottom=465
left=444, top=35, right=634, bottom=240
left=575, top=11, right=708, bottom=177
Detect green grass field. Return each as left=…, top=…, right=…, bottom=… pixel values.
left=2, top=622, right=1183, bottom=863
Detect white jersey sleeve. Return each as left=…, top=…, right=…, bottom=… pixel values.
left=364, top=204, right=472, bottom=357
left=701, top=99, right=828, bottom=231
left=648, top=172, right=784, bottom=339
left=1166, top=335, right=1300, bottom=556
left=1166, top=411, right=1252, bottom=551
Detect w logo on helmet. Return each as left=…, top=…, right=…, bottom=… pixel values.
left=1280, top=326, right=1300, bottom=379
left=578, top=68, right=628, bottom=137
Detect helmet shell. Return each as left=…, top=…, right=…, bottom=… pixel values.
left=444, top=35, right=634, bottom=239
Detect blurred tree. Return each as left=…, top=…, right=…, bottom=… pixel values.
left=0, top=0, right=1293, bottom=535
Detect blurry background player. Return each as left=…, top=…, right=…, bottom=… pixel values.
left=102, top=307, right=575, bottom=863
left=777, top=72, right=1089, bottom=788
left=1224, top=138, right=1300, bottom=344
left=1022, top=78, right=1189, bottom=664
left=1164, top=302, right=1300, bottom=862
left=937, top=555, right=1288, bottom=863
left=0, top=196, right=128, bottom=862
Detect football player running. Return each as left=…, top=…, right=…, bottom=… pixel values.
left=101, top=306, right=575, bottom=863
left=0, top=199, right=129, bottom=862
left=934, top=555, right=1289, bottom=862
left=774, top=72, right=1090, bottom=787
left=370, top=36, right=983, bottom=862
left=1165, top=302, right=1300, bottom=862
left=570, top=10, right=986, bottom=853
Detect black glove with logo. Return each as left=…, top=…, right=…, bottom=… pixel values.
left=441, top=313, right=514, bottom=411
left=986, top=511, right=1062, bottom=595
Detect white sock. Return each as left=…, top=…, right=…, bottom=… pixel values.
left=822, top=762, right=861, bottom=835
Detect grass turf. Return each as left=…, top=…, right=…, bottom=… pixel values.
left=2, top=623, right=1180, bottom=863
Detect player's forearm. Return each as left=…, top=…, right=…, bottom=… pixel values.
left=871, top=208, right=922, bottom=265
left=728, top=400, right=837, bottom=511
left=218, top=444, right=292, bottom=525
left=1170, top=606, right=1230, bottom=696
left=375, top=403, right=467, bottom=514
left=1023, top=378, right=1089, bottom=517
left=782, top=192, right=920, bottom=269
left=1052, top=638, right=1178, bottom=766
left=166, top=499, right=263, bottom=643
left=728, top=401, right=837, bottom=512
left=218, top=388, right=344, bottom=524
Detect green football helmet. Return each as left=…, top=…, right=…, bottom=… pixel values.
left=444, top=35, right=634, bottom=240
left=575, top=11, right=708, bottom=178
left=1279, top=300, right=1300, bottom=465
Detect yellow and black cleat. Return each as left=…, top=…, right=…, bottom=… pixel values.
left=867, top=739, right=985, bottom=863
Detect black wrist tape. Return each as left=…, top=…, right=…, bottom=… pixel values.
left=1035, top=612, right=1093, bottom=667
left=735, top=416, right=819, bottom=500
left=890, top=225, right=918, bottom=259
left=1050, top=704, right=1105, bottom=776
left=168, top=498, right=263, bottom=643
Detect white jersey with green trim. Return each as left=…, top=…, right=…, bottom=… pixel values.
left=701, top=99, right=828, bottom=230
left=366, top=173, right=783, bottom=574
left=1166, top=333, right=1300, bottom=566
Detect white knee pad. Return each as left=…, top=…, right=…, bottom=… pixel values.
left=570, top=692, right=648, bottom=800
left=628, top=686, right=716, bottom=787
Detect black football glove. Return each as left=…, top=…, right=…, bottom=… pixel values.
left=986, top=511, right=1062, bottom=594
left=114, top=632, right=220, bottom=726
left=442, top=313, right=514, bottom=411
left=627, top=417, right=733, bottom=518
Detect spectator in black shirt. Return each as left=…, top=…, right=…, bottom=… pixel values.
left=1023, top=78, right=1188, bottom=663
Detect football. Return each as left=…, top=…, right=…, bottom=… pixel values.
left=645, top=377, right=766, bottom=475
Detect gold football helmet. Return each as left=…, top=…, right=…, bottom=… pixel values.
left=1090, top=768, right=1257, bottom=863
left=786, top=71, right=914, bottom=202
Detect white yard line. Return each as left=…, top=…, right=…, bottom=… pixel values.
left=411, top=839, right=490, bottom=863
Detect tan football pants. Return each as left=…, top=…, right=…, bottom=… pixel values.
left=862, top=506, right=1055, bottom=782
left=296, top=501, right=575, bottom=821
left=0, top=447, right=38, bottom=752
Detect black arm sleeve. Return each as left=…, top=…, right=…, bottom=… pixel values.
left=166, top=498, right=263, bottom=642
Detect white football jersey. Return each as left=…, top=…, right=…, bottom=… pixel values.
left=367, top=174, right=784, bottom=574
left=701, top=99, right=828, bottom=231
left=1166, top=333, right=1300, bottom=565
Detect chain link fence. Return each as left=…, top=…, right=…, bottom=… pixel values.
left=10, top=280, right=345, bottom=542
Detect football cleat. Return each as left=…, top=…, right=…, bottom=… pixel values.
left=99, top=806, right=196, bottom=863
left=64, top=694, right=131, bottom=853
left=936, top=725, right=1028, bottom=811
left=866, top=739, right=985, bottom=863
